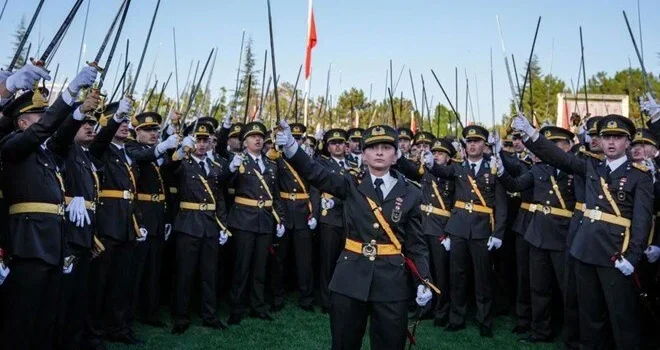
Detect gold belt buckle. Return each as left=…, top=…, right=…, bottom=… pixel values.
left=464, top=202, right=473, bottom=213
left=57, top=204, right=65, bottom=216
left=89, top=202, right=97, bottom=211
left=589, top=210, right=602, bottom=221
left=258, top=200, right=265, bottom=208
left=151, top=194, right=160, bottom=202
left=122, top=190, right=131, bottom=200
left=362, top=240, right=377, bottom=260
left=289, top=193, right=296, bottom=200
left=199, top=203, right=208, bottom=211
left=528, top=204, right=537, bottom=212
left=542, top=205, right=551, bottom=215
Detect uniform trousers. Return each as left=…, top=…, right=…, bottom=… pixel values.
left=230, top=229, right=272, bottom=316
left=319, top=223, right=345, bottom=309
left=426, top=235, right=450, bottom=322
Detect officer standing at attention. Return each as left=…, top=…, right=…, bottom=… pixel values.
left=275, top=121, right=436, bottom=350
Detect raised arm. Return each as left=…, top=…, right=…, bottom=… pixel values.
left=498, top=168, right=534, bottom=193
left=525, top=135, right=586, bottom=176
left=395, top=156, right=423, bottom=181
left=285, top=146, right=350, bottom=200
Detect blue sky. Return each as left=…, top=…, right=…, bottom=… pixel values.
left=0, top=0, right=658, bottom=126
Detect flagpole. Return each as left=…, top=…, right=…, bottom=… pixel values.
left=303, top=0, right=313, bottom=127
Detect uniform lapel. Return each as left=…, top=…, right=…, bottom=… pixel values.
left=357, top=174, right=380, bottom=205
left=383, top=174, right=406, bottom=203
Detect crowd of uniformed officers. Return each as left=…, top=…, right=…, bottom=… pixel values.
left=0, top=63, right=658, bottom=350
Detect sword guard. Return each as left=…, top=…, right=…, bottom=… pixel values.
left=29, top=57, right=49, bottom=74
left=86, top=61, right=104, bottom=73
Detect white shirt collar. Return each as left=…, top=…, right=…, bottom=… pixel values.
left=111, top=142, right=124, bottom=150
left=369, top=171, right=396, bottom=199
left=332, top=156, right=347, bottom=167
left=606, top=155, right=628, bottom=173
left=468, top=158, right=483, bottom=172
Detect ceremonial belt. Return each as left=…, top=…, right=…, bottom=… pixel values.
left=599, top=177, right=631, bottom=254
left=420, top=204, right=451, bottom=218
left=575, top=202, right=586, bottom=212
left=99, top=190, right=134, bottom=200
left=521, top=203, right=572, bottom=218
left=121, top=161, right=144, bottom=239
left=549, top=175, right=567, bottom=209
left=454, top=200, right=495, bottom=231
left=282, top=160, right=313, bottom=213
left=137, top=193, right=166, bottom=202
left=234, top=197, right=273, bottom=208
left=280, top=192, right=310, bottom=200
left=430, top=181, right=447, bottom=211
left=180, top=202, right=216, bottom=211
left=198, top=175, right=232, bottom=236
left=9, top=202, right=65, bottom=216
left=251, top=166, right=281, bottom=224
left=151, top=162, right=167, bottom=203
left=344, top=238, right=400, bottom=258
left=169, top=187, right=179, bottom=194
left=65, top=196, right=97, bottom=211
left=466, top=175, right=495, bottom=231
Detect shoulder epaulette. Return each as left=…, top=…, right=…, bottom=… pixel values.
left=406, top=179, right=422, bottom=188
left=578, top=147, right=605, bottom=161
left=520, top=158, right=532, bottom=165
left=632, top=162, right=650, bottom=172
left=266, top=157, right=277, bottom=164
left=320, top=155, right=329, bottom=160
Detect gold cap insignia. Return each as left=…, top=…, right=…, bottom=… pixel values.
left=635, top=132, right=642, bottom=139
left=607, top=121, right=617, bottom=129
left=354, top=130, right=361, bottom=137
left=293, top=126, right=301, bottom=133
left=145, top=116, right=153, bottom=123
left=333, top=131, right=340, bottom=138
left=468, top=129, right=476, bottom=135
left=372, top=127, right=385, bottom=136
left=253, top=124, right=260, bottom=131
left=545, top=130, right=552, bottom=137
left=199, top=125, right=207, bottom=133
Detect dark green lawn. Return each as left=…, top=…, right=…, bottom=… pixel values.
left=108, top=304, right=561, bottom=350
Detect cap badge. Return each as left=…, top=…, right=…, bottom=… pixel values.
left=372, top=127, right=385, bottom=136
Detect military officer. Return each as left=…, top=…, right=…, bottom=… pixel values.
left=424, top=125, right=508, bottom=337
left=226, top=121, right=285, bottom=325
left=0, top=65, right=97, bottom=349
left=497, top=126, right=576, bottom=343
left=315, top=128, right=351, bottom=313
left=397, top=137, right=456, bottom=327
left=346, top=127, right=364, bottom=168
left=170, top=122, right=231, bottom=334
left=276, top=122, right=435, bottom=350
left=397, top=127, right=413, bottom=157
left=514, top=113, right=653, bottom=349
left=125, top=112, right=179, bottom=327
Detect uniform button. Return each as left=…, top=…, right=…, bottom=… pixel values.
left=369, top=256, right=375, bottom=261
left=344, top=256, right=348, bottom=260
left=549, top=190, right=553, bottom=194
left=431, top=194, right=435, bottom=197
left=293, top=189, right=297, bottom=192
left=373, top=223, right=379, bottom=229
left=546, top=201, right=550, bottom=205
left=620, top=233, right=624, bottom=236
left=595, top=206, right=599, bottom=210
left=470, top=190, right=474, bottom=193
left=598, top=195, right=603, bottom=199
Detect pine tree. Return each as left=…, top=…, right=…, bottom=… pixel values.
left=8, top=16, right=27, bottom=68
left=236, top=36, right=260, bottom=121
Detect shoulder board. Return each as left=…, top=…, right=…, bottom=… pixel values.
left=266, top=158, right=277, bottom=164
left=520, top=158, right=532, bottom=165
left=632, top=162, right=650, bottom=172
left=406, top=179, right=422, bottom=188
left=210, top=160, right=221, bottom=168
left=320, top=155, right=329, bottom=160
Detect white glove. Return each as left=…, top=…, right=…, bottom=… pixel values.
left=0, top=263, right=10, bottom=286
left=276, top=120, right=297, bottom=154
left=181, top=135, right=195, bottom=149
left=5, top=64, right=51, bottom=93
left=276, top=224, right=285, bottom=238
left=487, top=236, right=502, bottom=251
left=164, top=223, right=172, bottom=241
left=62, top=256, right=75, bottom=274
left=114, top=97, right=133, bottom=120
left=219, top=230, right=229, bottom=245
left=229, top=152, right=244, bottom=173
left=441, top=236, right=451, bottom=251
left=67, top=66, right=98, bottom=95
left=512, top=113, right=535, bottom=137
left=489, top=156, right=497, bottom=172
left=65, top=196, right=91, bottom=228
left=157, top=134, right=179, bottom=154
left=0, top=70, right=13, bottom=84
left=415, top=284, right=432, bottom=306
left=423, top=151, right=434, bottom=167
left=321, top=198, right=335, bottom=210
left=308, top=217, right=317, bottom=230
left=614, top=257, right=634, bottom=276
left=645, top=245, right=660, bottom=263
left=137, top=228, right=148, bottom=242
left=641, top=93, right=660, bottom=122
left=222, top=110, right=233, bottom=128
left=164, top=123, right=176, bottom=136
left=315, top=129, right=324, bottom=140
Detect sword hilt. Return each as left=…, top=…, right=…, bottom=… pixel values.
left=29, top=57, right=49, bottom=74
left=87, top=61, right=105, bottom=73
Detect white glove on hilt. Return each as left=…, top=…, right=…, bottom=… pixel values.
left=276, top=120, right=297, bottom=157
left=645, top=246, right=660, bottom=263
left=63, top=255, right=76, bottom=274
left=0, top=70, right=13, bottom=84
left=641, top=93, right=660, bottom=123
left=441, top=236, right=451, bottom=251
left=137, top=228, right=148, bottom=242
left=487, top=236, right=502, bottom=251
left=67, top=66, right=98, bottom=95
left=0, top=263, right=10, bottom=286
left=307, top=217, right=317, bottom=230
left=512, top=113, right=536, bottom=138
left=222, top=110, right=233, bottom=129
left=415, top=284, right=432, bottom=306
left=164, top=223, right=172, bottom=241
left=276, top=224, right=285, bottom=238
left=495, top=157, right=504, bottom=177
left=66, top=196, right=91, bottom=228
left=423, top=151, right=434, bottom=167
left=315, top=129, right=324, bottom=140
left=219, top=231, right=229, bottom=246
left=157, top=134, right=180, bottom=154
left=321, top=198, right=335, bottom=210
left=5, top=64, right=51, bottom=93
left=114, top=97, right=133, bottom=121
left=614, top=257, right=634, bottom=276
left=229, top=153, right=244, bottom=173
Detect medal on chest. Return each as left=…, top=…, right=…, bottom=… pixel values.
left=391, top=197, right=403, bottom=223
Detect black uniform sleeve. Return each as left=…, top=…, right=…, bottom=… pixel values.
left=46, top=115, right=83, bottom=157
left=493, top=178, right=508, bottom=240
left=498, top=169, right=534, bottom=192
left=428, top=162, right=457, bottom=179
left=215, top=126, right=230, bottom=159
left=89, top=117, right=121, bottom=159
left=627, top=172, right=654, bottom=266
left=526, top=135, right=586, bottom=176
left=395, top=157, right=423, bottom=181
left=403, top=193, right=431, bottom=280
left=499, top=150, right=524, bottom=177
left=286, top=147, right=350, bottom=200
left=125, top=140, right=160, bottom=162
left=1, top=95, right=74, bottom=162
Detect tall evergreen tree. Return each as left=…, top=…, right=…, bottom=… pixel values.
left=8, top=16, right=27, bottom=68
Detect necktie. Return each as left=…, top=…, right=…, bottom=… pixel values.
left=605, top=165, right=612, bottom=182
left=256, top=157, right=264, bottom=173
left=339, top=160, right=345, bottom=169
left=471, top=163, right=477, bottom=176
left=374, top=178, right=384, bottom=202
left=199, top=161, right=206, bottom=175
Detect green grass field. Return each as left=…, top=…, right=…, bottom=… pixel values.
left=108, top=301, right=561, bottom=350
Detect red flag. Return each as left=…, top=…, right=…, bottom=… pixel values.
left=304, top=4, right=317, bottom=79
